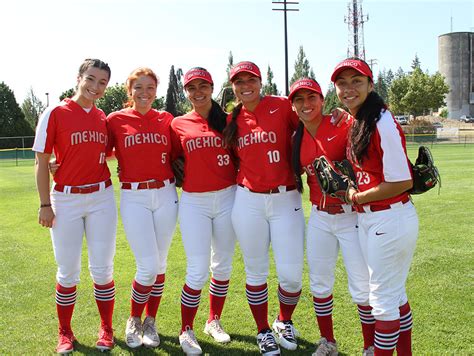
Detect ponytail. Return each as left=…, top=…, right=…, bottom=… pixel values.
left=291, top=121, right=305, bottom=193
left=349, top=91, right=386, bottom=162
left=223, top=103, right=242, bottom=148
left=207, top=99, right=227, bottom=133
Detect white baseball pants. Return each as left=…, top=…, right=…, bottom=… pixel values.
left=120, top=183, right=178, bottom=286
left=307, top=206, right=369, bottom=304
left=358, top=201, right=418, bottom=320
left=50, top=185, right=117, bottom=287
left=231, top=186, right=305, bottom=292
left=179, top=185, right=237, bottom=290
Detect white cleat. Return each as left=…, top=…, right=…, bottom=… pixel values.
left=142, top=316, right=160, bottom=348
left=204, top=319, right=231, bottom=343
left=312, top=337, right=338, bottom=356
left=272, top=318, right=299, bottom=351
left=125, top=316, right=143, bottom=349
left=179, top=328, right=202, bottom=355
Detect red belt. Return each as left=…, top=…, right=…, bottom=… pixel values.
left=356, top=196, right=410, bottom=213
left=121, top=178, right=175, bottom=190
left=238, top=183, right=296, bottom=194
left=315, top=204, right=353, bottom=215
left=54, top=179, right=112, bottom=194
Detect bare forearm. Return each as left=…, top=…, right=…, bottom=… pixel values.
left=353, top=180, right=413, bottom=205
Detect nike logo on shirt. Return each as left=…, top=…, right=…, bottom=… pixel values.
left=375, top=231, right=386, bottom=236
left=327, top=135, right=337, bottom=141
left=270, top=108, right=279, bottom=114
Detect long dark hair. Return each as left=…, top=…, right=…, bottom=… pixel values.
left=207, top=99, right=227, bottom=133
left=291, top=122, right=305, bottom=193
left=349, top=90, right=387, bottom=162
left=223, top=103, right=242, bottom=147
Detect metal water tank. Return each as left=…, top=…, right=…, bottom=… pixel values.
left=438, top=32, right=474, bottom=119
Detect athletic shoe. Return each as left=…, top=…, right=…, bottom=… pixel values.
left=179, top=329, right=202, bottom=355
left=142, top=316, right=160, bottom=348
left=125, top=316, right=143, bottom=348
left=312, top=337, right=338, bottom=356
left=96, top=324, right=114, bottom=351
left=256, top=329, right=280, bottom=355
left=272, top=318, right=299, bottom=350
left=204, top=319, right=231, bottom=343
left=56, top=328, right=76, bottom=354
left=363, top=346, right=375, bottom=356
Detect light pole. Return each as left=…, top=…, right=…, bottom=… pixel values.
left=45, top=92, right=49, bottom=107
left=272, top=0, right=299, bottom=96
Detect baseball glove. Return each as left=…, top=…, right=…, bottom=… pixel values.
left=410, top=146, right=441, bottom=194
left=313, top=156, right=357, bottom=204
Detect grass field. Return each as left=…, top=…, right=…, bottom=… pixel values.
left=0, top=144, right=473, bottom=355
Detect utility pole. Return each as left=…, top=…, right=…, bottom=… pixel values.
left=272, top=0, right=299, bottom=95
left=45, top=92, right=49, bottom=107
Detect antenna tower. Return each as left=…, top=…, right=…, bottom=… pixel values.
left=344, top=0, right=368, bottom=59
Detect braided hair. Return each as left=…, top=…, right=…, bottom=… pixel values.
left=222, top=103, right=242, bottom=148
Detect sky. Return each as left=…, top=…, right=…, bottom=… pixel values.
left=0, top=0, right=472, bottom=106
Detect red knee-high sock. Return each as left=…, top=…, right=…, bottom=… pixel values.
left=374, top=319, right=400, bottom=356
left=397, top=302, right=413, bottom=356
left=130, top=280, right=152, bottom=318
left=208, top=278, right=229, bottom=322
left=94, top=281, right=115, bottom=327
left=180, top=284, right=201, bottom=332
left=55, top=284, right=77, bottom=332
left=278, top=285, right=301, bottom=321
left=145, top=274, right=165, bottom=319
left=313, top=295, right=335, bottom=343
left=358, top=304, right=375, bottom=349
left=246, top=283, right=269, bottom=333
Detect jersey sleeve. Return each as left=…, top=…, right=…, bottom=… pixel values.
left=105, top=115, right=115, bottom=156
left=377, top=112, right=412, bottom=182
left=169, top=119, right=184, bottom=160
left=32, top=106, right=56, bottom=154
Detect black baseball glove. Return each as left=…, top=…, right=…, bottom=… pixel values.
left=313, top=156, right=357, bottom=204
left=410, top=146, right=441, bottom=194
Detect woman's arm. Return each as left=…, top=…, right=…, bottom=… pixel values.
left=348, top=179, right=413, bottom=205
left=35, top=152, right=55, bottom=228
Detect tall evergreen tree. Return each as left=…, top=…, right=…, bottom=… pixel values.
left=323, top=83, right=342, bottom=115
left=218, top=51, right=236, bottom=109
left=374, top=70, right=389, bottom=103
left=411, top=54, right=421, bottom=70
left=262, top=65, right=279, bottom=96
left=290, top=46, right=315, bottom=85
left=165, top=65, right=179, bottom=117
left=21, top=87, right=46, bottom=129
left=0, top=82, right=34, bottom=139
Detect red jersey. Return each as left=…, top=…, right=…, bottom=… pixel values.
left=229, top=96, right=299, bottom=191
left=33, top=98, right=111, bottom=186
left=299, top=115, right=351, bottom=205
left=106, top=108, right=175, bottom=182
left=171, top=111, right=236, bottom=193
left=348, top=109, right=412, bottom=207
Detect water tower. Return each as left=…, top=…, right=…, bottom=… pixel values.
left=438, top=32, right=474, bottom=119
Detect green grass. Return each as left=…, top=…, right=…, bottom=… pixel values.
left=0, top=144, right=473, bottom=355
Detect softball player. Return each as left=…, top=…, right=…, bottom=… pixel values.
left=106, top=67, right=178, bottom=349
left=289, top=78, right=371, bottom=356
left=171, top=67, right=237, bottom=355
left=33, top=59, right=117, bottom=354
left=332, top=58, right=418, bottom=356
left=223, top=61, right=305, bottom=355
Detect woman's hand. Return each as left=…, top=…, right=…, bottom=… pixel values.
left=38, top=206, right=55, bottom=228
left=49, top=159, right=60, bottom=176
left=330, top=107, right=351, bottom=127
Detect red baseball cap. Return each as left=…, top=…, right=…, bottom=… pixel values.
left=288, top=78, right=323, bottom=102
left=330, top=58, right=373, bottom=82
left=229, top=61, right=262, bottom=81
left=184, top=67, right=213, bottom=86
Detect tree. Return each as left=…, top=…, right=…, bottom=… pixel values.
left=374, top=70, right=390, bottom=103
left=388, top=67, right=449, bottom=117
left=262, top=65, right=279, bottom=96
left=165, top=65, right=190, bottom=116
left=218, top=51, right=236, bottom=109
left=290, top=46, right=315, bottom=86
left=21, top=87, right=46, bottom=129
left=0, top=82, right=34, bottom=139
left=152, top=97, right=166, bottom=110
left=323, top=84, right=342, bottom=115
left=96, top=83, right=128, bottom=116
left=59, top=88, right=75, bottom=101
left=411, top=54, right=421, bottom=70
